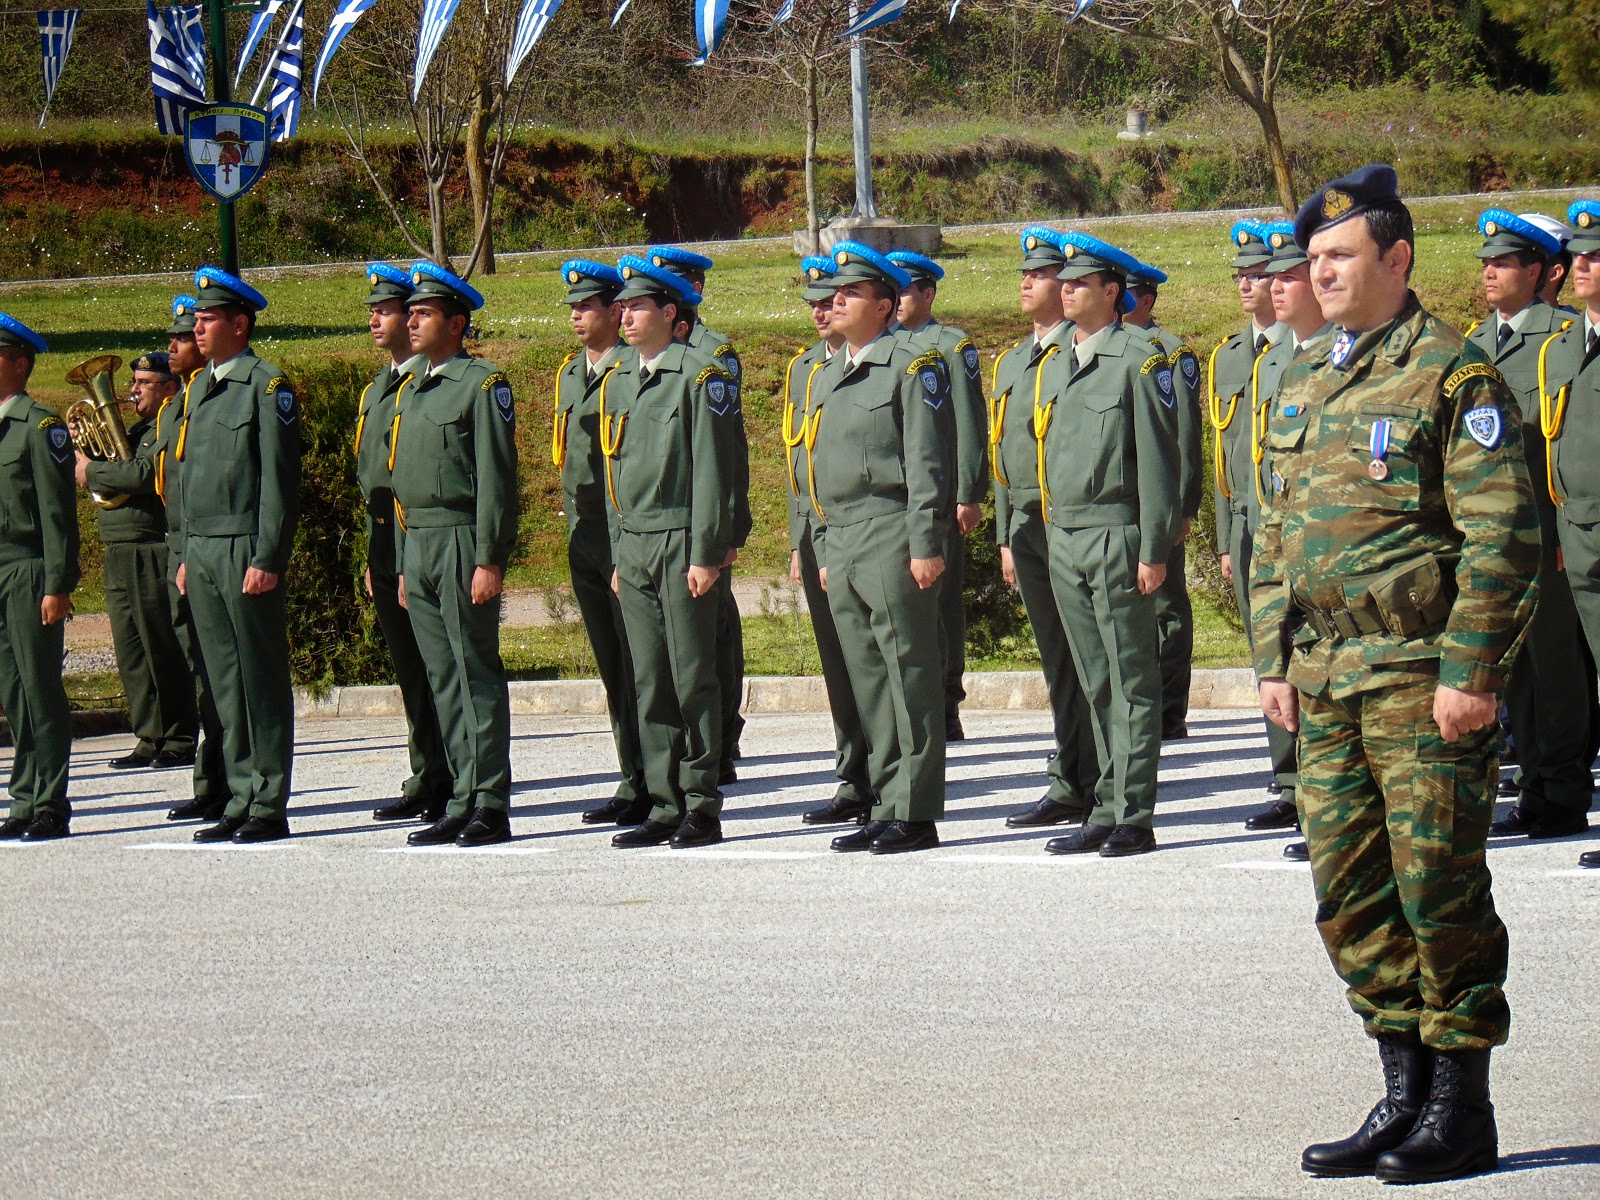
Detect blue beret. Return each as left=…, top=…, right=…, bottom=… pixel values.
left=1057, top=231, right=1142, bottom=280
left=0, top=311, right=46, bottom=354
left=560, top=259, right=624, bottom=304
left=1569, top=200, right=1600, bottom=254
left=616, top=255, right=702, bottom=306
left=647, top=246, right=714, bottom=275
left=1262, top=221, right=1308, bottom=274
left=193, top=266, right=268, bottom=312
left=1293, top=163, right=1403, bottom=250
left=829, top=241, right=913, bottom=291
left=167, top=294, right=197, bottom=335
left=1475, top=208, right=1562, bottom=259
left=1128, top=260, right=1168, bottom=286
left=365, top=262, right=414, bottom=305
left=1018, top=226, right=1068, bottom=270
left=407, top=261, right=484, bottom=312
left=800, top=255, right=835, bottom=301
left=131, top=350, right=175, bottom=378
left=886, top=251, right=944, bottom=283
left=1228, top=221, right=1272, bottom=268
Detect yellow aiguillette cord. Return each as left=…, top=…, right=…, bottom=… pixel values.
left=1032, top=344, right=1061, bottom=514
left=387, top=373, right=414, bottom=473
left=551, top=351, right=577, bottom=468
left=988, top=345, right=1014, bottom=488
left=352, top=379, right=375, bottom=456
left=1249, top=346, right=1272, bottom=508
left=804, top=401, right=827, bottom=523
left=1207, top=338, right=1239, bottom=498
left=1539, top=324, right=1574, bottom=506
left=597, top=362, right=626, bottom=511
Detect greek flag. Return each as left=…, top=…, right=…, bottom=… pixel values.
left=413, top=0, right=462, bottom=101
left=840, top=0, right=905, bottom=39
left=234, top=0, right=284, bottom=88
left=147, top=1, right=206, bottom=136
left=37, top=8, right=82, bottom=127
left=610, top=0, right=632, bottom=28
left=505, top=0, right=563, bottom=87
left=312, top=0, right=380, bottom=104
left=264, top=0, right=304, bottom=142
left=1068, top=0, right=1095, bottom=19
left=689, top=0, right=731, bottom=64
left=764, top=0, right=794, bottom=32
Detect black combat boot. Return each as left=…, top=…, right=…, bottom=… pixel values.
left=1302, top=1034, right=1431, bottom=1177
left=1374, top=1049, right=1498, bottom=1183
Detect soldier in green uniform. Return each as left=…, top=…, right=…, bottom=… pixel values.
left=1465, top=210, right=1594, bottom=841
left=155, top=294, right=229, bottom=823
left=888, top=250, right=986, bottom=741
left=389, top=262, right=518, bottom=848
left=807, top=242, right=955, bottom=854
left=355, top=263, right=453, bottom=824
left=1254, top=165, right=1539, bottom=1184
left=1035, top=233, right=1179, bottom=858
left=175, top=269, right=301, bottom=843
left=602, top=256, right=737, bottom=848
left=1209, top=220, right=1298, bottom=825
left=0, top=313, right=77, bottom=841
left=646, top=246, right=748, bottom=783
left=550, top=259, right=650, bottom=826
left=1542, top=202, right=1600, bottom=870
left=1126, top=260, right=1203, bottom=740
left=785, top=255, right=875, bottom=826
left=73, top=352, right=197, bottom=771
left=991, top=228, right=1099, bottom=829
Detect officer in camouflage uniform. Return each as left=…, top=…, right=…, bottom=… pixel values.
left=74, top=351, right=198, bottom=772
left=391, top=263, right=519, bottom=849
left=992, top=227, right=1099, bottom=829
left=888, top=251, right=987, bottom=741
left=1465, top=210, right=1594, bottom=841
left=1126, top=260, right=1203, bottom=740
left=355, top=263, right=452, bottom=825
left=1253, top=165, right=1539, bottom=1184
left=551, top=259, right=650, bottom=827
left=646, top=246, right=748, bottom=784
left=785, top=255, right=875, bottom=826
left=177, top=269, right=302, bottom=844
left=0, top=313, right=77, bottom=841
left=603, top=256, right=738, bottom=849
left=1035, top=233, right=1179, bottom=859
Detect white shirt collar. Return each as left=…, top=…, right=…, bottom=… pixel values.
left=1072, top=323, right=1115, bottom=370
left=0, top=393, right=25, bottom=421
left=1495, top=303, right=1537, bottom=334
left=1584, top=311, right=1600, bottom=344
left=210, top=351, right=249, bottom=382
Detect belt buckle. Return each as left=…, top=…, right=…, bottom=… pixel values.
left=1330, top=609, right=1362, bottom=640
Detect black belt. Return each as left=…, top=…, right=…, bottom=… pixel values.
left=1301, top=605, right=1387, bottom=642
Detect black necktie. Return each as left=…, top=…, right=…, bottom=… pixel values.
left=1584, top=328, right=1599, bottom=369
left=1253, top=333, right=1266, bottom=356
left=1496, top=322, right=1513, bottom=354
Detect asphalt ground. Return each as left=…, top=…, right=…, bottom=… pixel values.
left=3, top=709, right=1597, bottom=1199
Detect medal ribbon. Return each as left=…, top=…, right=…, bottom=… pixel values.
left=1369, top=418, right=1392, bottom=468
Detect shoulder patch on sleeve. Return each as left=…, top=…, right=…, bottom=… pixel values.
left=907, top=351, right=948, bottom=409
left=1172, top=347, right=1201, bottom=389
left=699, top=364, right=739, bottom=417
left=1139, top=353, right=1166, bottom=375
left=712, top=343, right=741, bottom=380
left=954, top=336, right=981, bottom=378
left=40, top=416, right=72, bottom=464
left=1463, top=405, right=1504, bottom=450
left=1443, top=362, right=1503, bottom=398
left=265, top=375, right=297, bottom=426
left=482, top=370, right=514, bottom=423
left=906, top=350, right=946, bottom=376
left=1143, top=354, right=1176, bottom=408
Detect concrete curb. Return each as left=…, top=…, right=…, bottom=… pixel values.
left=291, top=668, right=1262, bottom=720
left=1, top=708, right=131, bottom=747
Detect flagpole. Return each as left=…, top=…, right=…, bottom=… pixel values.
left=249, top=0, right=300, bottom=108
left=203, top=0, right=238, bottom=272
left=848, top=5, right=876, bottom=219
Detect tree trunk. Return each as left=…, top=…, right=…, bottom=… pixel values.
left=1214, top=32, right=1298, bottom=214
left=465, top=77, right=497, bottom=276
left=1256, top=97, right=1297, bottom=215
left=428, top=173, right=450, bottom=266
left=804, top=51, right=820, bottom=255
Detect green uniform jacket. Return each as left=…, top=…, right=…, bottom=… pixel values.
left=390, top=352, right=520, bottom=570
left=1144, top=324, right=1204, bottom=521
left=1538, top=314, right=1600, bottom=515
left=1249, top=293, right=1541, bottom=699
left=152, top=379, right=195, bottom=560
left=990, top=322, right=1073, bottom=545
left=177, top=352, right=301, bottom=573
left=602, top=342, right=737, bottom=568
left=356, top=357, right=419, bottom=510
left=554, top=344, right=626, bottom=527
left=1210, top=322, right=1286, bottom=548
left=1037, top=323, right=1181, bottom=564
left=688, top=321, right=751, bottom=548
left=807, top=333, right=956, bottom=561
left=902, top=319, right=987, bottom=505
left=782, top=340, right=831, bottom=552
left=0, top=394, right=80, bottom=594
left=87, top=416, right=165, bottom=544
left=1252, top=324, right=1333, bottom=506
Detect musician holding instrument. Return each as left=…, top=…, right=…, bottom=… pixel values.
left=0, top=312, right=79, bottom=842
left=71, top=351, right=199, bottom=772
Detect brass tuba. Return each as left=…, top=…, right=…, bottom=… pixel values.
left=66, top=354, right=134, bottom=510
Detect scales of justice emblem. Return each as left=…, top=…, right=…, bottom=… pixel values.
left=183, top=104, right=270, bottom=202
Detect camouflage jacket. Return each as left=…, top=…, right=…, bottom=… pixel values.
left=1249, top=293, right=1540, bottom=699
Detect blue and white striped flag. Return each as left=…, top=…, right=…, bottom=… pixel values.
left=610, top=0, right=632, bottom=28
left=689, top=0, right=731, bottom=64
left=312, top=0, right=380, bottom=104
left=505, top=0, right=564, bottom=86
left=764, top=0, right=795, bottom=32
left=264, top=0, right=304, bottom=142
left=37, top=9, right=82, bottom=127
left=234, top=0, right=285, bottom=89
left=840, top=0, right=905, bottom=38
left=147, top=1, right=205, bottom=136
left=1068, top=0, right=1095, bottom=20
left=413, top=0, right=462, bottom=101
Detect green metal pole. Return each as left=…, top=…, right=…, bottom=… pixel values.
left=204, top=0, right=237, bottom=272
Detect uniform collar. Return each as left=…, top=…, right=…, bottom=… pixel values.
left=639, top=342, right=687, bottom=378
left=1586, top=310, right=1600, bottom=344
left=586, top=343, right=624, bottom=377
left=1494, top=299, right=1543, bottom=334
left=1034, top=321, right=1071, bottom=354
left=424, top=351, right=473, bottom=381
left=0, top=392, right=29, bottom=422
left=209, top=349, right=257, bottom=382
left=1294, top=322, right=1335, bottom=353
left=843, top=330, right=896, bottom=372
left=1071, top=321, right=1120, bottom=369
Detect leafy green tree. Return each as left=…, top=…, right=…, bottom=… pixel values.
left=1484, top=0, right=1600, bottom=92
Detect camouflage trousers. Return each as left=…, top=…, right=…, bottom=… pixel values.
left=1298, top=676, right=1510, bottom=1051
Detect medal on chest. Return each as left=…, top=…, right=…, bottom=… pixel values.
left=1368, top=418, right=1392, bottom=481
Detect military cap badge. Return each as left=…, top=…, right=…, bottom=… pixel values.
left=1025, top=235, right=1039, bottom=250
left=412, top=272, right=423, bottom=285
left=1484, top=219, right=1499, bottom=237
left=1269, top=231, right=1288, bottom=249
left=1578, top=210, right=1595, bottom=229
left=568, top=269, right=580, bottom=283
left=175, top=303, right=189, bottom=316
left=196, top=273, right=211, bottom=289
left=807, top=266, right=822, bottom=280
left=1323, top=189, right=1353, bottom=220
left=369, top=272, right=379, bottom=286
left=1236, top=229, right=1251, bottom=247
left=1062, top=243, right=1077, bottom=259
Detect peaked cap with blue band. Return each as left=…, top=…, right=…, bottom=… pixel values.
left=1569, top=200, right=1600, bottom=255
left=1018, top=226, right=1068, bottom=271
left=167, top=294, right=198, bottom=335
left=886, top=250, right=944, bottom=284
left=828, top=241, right=912, bottom=291
left=365, top=262, right=414, bottom=306
left=0, top=311, right=47, bottom=355
left=1128, top=260, right=1168, bottom=286
left=1263, top=221, right=1308, bottom=274
left=1056, top=233, right=1139, bottom=312
left=560, top=259, right=624, bottom=305
left=615, top=255, right=702, bottom=306
left=407, top=261, right=484, bottom=312
left=800, top=255, right=836, bottom=302
left=193, top=266, right=268, bottom=312
left=1293, top=163, right=1403, bottom=250
left=646, top=246, right=714, bottom=280
left=1228, top=220, right=1272, bottom=269
left=1475, top=208, right=1562, bottom=260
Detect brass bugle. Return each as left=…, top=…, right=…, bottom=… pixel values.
left=65, top=353, right=132, bottom=510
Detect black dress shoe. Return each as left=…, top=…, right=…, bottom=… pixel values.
left=1245, top=798, right=1299, bottom=831
left=373, top=796, right=434, bottom=822
left=1283, top=840, right=1310, bottom=862
left=457, top=807, right=512, bottom=847
left=1495, top=777, right=1519, bottom=798
left=945, top=718, right=965, bottom=742
left=1005, top=796, right=1088, bottom=828
left=108, top=752, right=154, bottom=770
left=718, top=766, right=737, bottom=786
left=194, top=815, right=248, bottom=842
left=1578, top=849, right=1600, bottom=869
left=1161, top=721, right=1189, bottom=740
left=1099, top=824, right=1156, bottom=857
left=150, top=749, right=197, bottom=769
left=670, top=812, right=723, bottom=848
left=1488, top=807, right=1534, bottom=836
left=408, top=814, right=471, bottom=846
left=20, top=813, right=70, bottom=840
left=1266, top=779, right=1284, bottom=796
left=0, top=817, right=29, bottom=840
left=581, top=796, right=631, bottom=824
left=801, top=795, right=872, bottom=826
left=613, top=820, right=677, bottom=848
left=1302, top=1034, right=1430, bottom=1177
left=167, top=796, right=227, bottom=822
left=1045, top=824, right=1113, bottom=855
left=1529, top=811, right=1589, bottom=839
left=832, top=820, right=889, bottom=852
left=233, top=817, right=291, bottom=843
left=869, top=820, right=939, bottom=854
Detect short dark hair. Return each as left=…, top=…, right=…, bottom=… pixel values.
left=1548, top=251, right=1572, bottom=296
left=209, top=302, right=258, bottom=335
left=1128, top=281, right=1159, bottom=303
left=1365, top=205, right=1416, bottom=280
left=865, top=279, right=898, bottom=306
left=1, top=343, right=35, bottom=377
